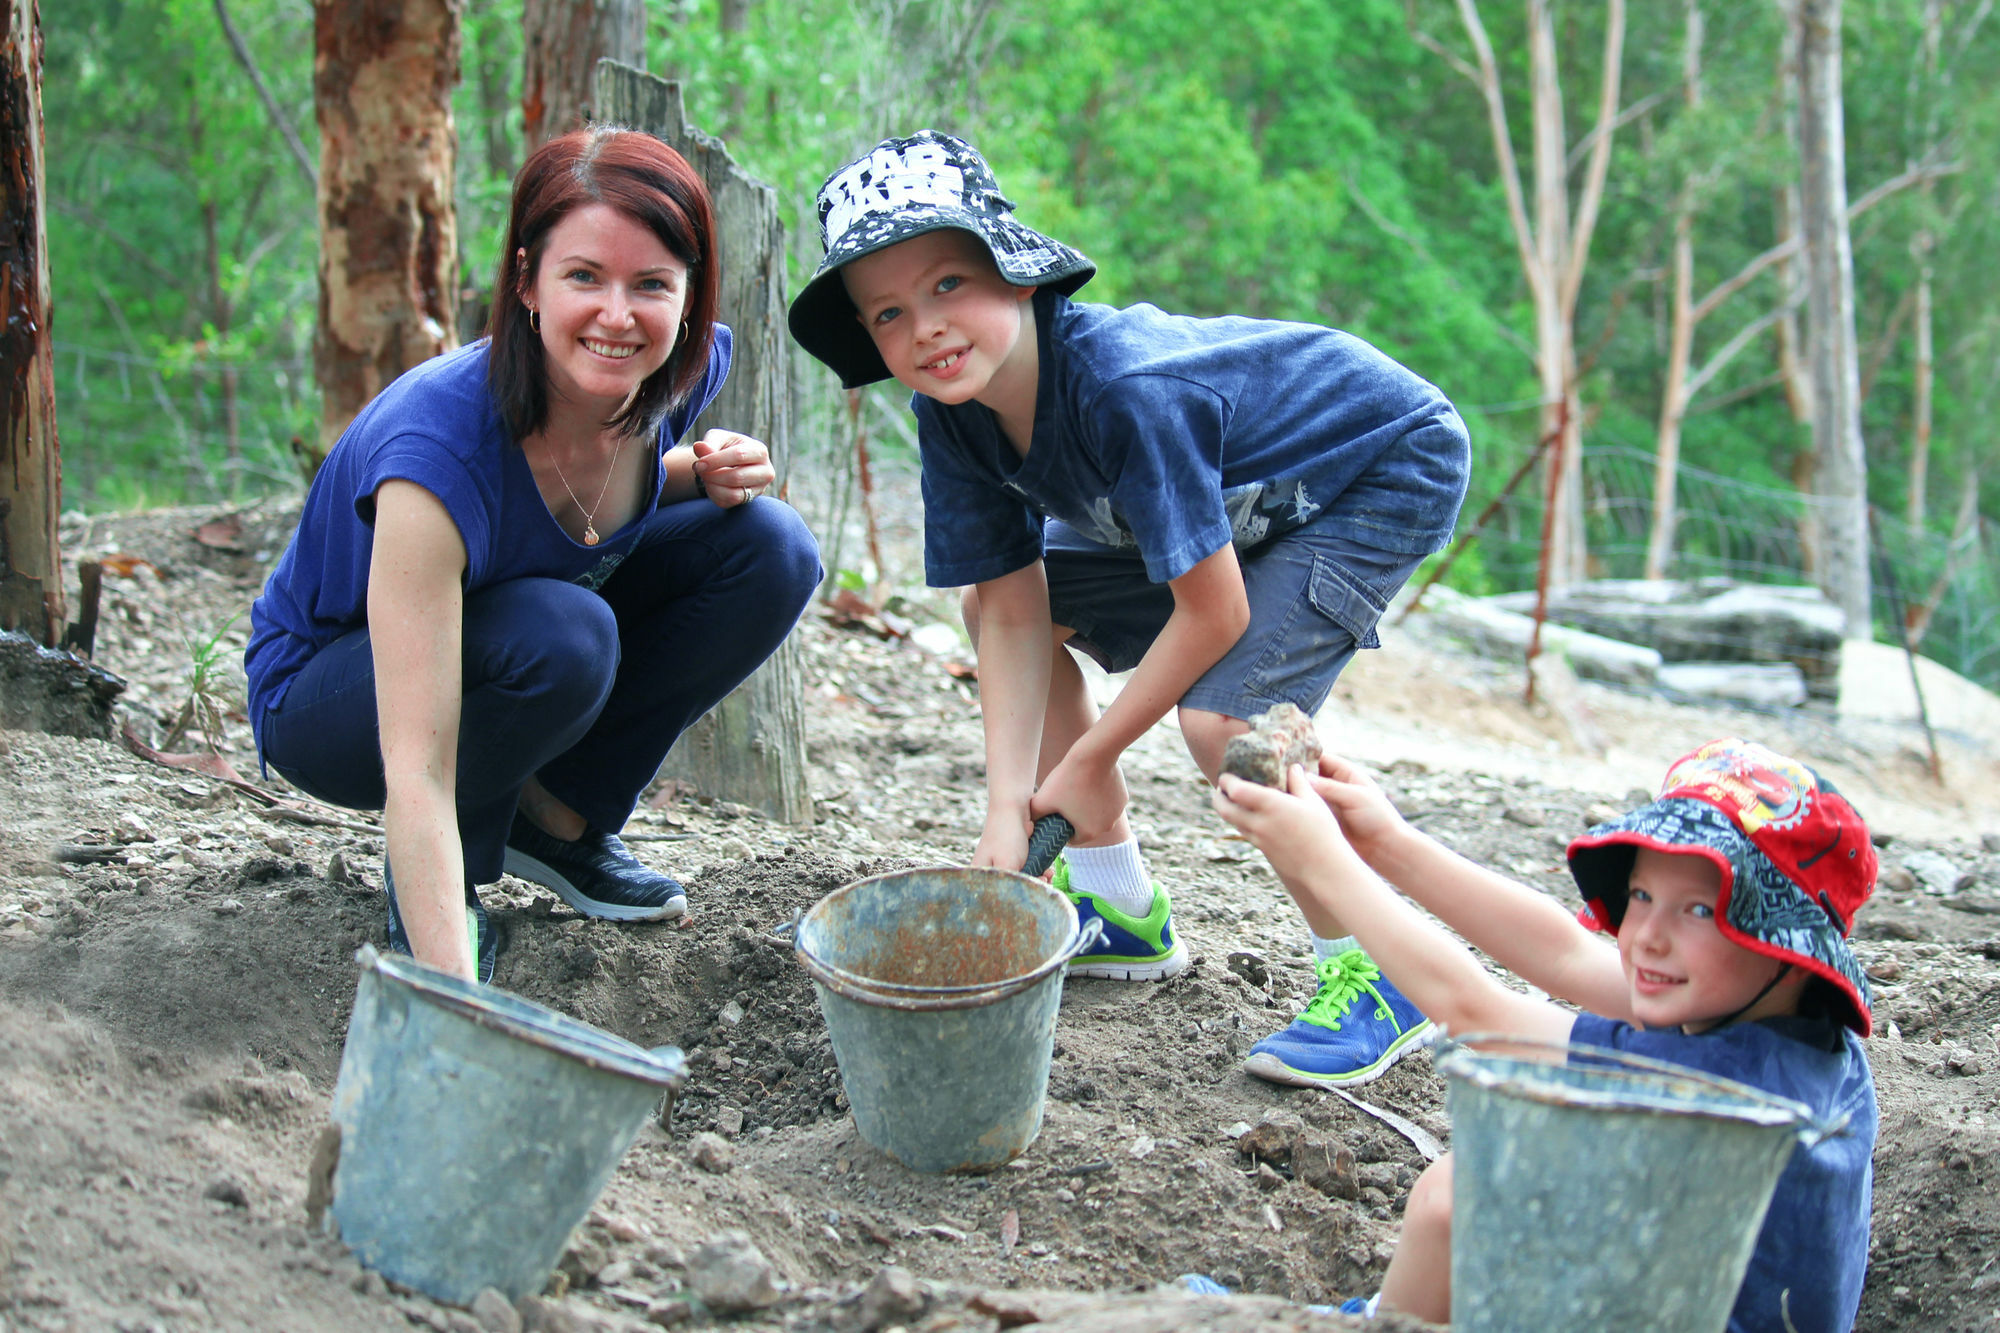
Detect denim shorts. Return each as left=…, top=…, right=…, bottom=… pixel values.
left=1045, top=515, right=1428, bottom=721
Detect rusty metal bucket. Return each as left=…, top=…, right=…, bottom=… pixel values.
left=1438, top=1034, right=1838, bottom=1332
left=794, top=866, right=1100, bottom=1173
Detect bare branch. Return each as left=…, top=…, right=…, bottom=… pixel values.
left=1690, top=158, right=1961, bottom=323
left=1559, top=0, right=1626, bottom=323
left=1404, top=0, right=1482, bottom=85
left=1453, top=0, right=1546, bottom=307
left=1685, top=287, right=1804, bottom=402
left=213, top=0, right=316, bottom=189
left=1687, top=369, right=1784, bottom=414
left=1566, top=89, right=1666, bottom=173
left=50, top=198, right=188, bottom=291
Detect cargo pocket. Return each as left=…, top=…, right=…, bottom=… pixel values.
left=1242, top=552, right=1392, bottom=703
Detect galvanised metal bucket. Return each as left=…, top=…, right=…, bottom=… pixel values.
left=326, top=946, right=684, bottom=1305
left=1438, top=1035, right=1838, bottom=1333
left=794, top=867, right=1102, bottom=1174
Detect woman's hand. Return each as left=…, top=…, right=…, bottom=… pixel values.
left=690, top=429, right=775, bottom=508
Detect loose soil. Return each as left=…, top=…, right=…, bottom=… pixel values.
left=3, top=501, right=1999, bottom=1332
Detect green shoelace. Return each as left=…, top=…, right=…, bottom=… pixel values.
left=1296, top=949, right=1394, bottom=1032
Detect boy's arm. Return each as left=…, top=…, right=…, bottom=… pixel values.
left=968, top=561, right=1056, bottom=871
left=1030, top=542, right=1249, bottom=836
left=1309, top=755, right=1633, bottom=1020
left=1215, top=768, right=1576, bottom=1041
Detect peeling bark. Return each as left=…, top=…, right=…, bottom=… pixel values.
left=0, top=0, right=62, bottom=647
left=311, top=0, right=462, bottom=468
left=522, top=0, right=645, bottom=150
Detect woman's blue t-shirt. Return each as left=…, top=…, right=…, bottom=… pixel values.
left=1570, top=1013, right=1877, bottom=1333
left=244, top=334, right=730, bottom=758
left=913, top=289, right=1470, bottom=588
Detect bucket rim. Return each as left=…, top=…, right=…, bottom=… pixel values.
left=794, top=866, right=1101, bottom=1011
left=356, top=946, right=685, bottom=1088
left=1436, top=1032, right=1843, bottom=1146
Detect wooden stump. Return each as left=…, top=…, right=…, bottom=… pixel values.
left=593, top=62, right=813, bottom=826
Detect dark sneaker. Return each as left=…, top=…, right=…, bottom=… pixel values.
left=1243, top=949, right=1434, bottom=1087
left=1051, top=855, right=1190, bottom=981
left=502, top=811, right=687, bottom=921
left=384, top=862, right=497, bottom=985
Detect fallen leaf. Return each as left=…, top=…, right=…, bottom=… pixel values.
left=999, top=1208, right=1019, bottom=1250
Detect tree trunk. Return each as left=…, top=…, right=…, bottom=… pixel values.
left=1906, top=0, right=1941, bottom=528
left=1645, top=0, right=1702, bottom=581
left=0, top=0, right=62, bottom=648
left=522, top=0, right=645, bottom=151
left=311, top=0, right=461, bottom=469
left=594, top=61, right=812, bottom=826
left=1794, top=0, right=1871, bottom=638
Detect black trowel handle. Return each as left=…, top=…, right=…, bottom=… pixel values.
left=1023, top=814, right=1075, bottom=878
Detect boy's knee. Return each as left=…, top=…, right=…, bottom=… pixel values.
left=960, top=586, right=982, bottom=645
left=1176, top=708, right=1249, bottom=784
left=1405, top=1154, right=1454, bottom=1240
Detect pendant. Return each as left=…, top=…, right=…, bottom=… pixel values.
left=583, top=526, right=600, bottom=547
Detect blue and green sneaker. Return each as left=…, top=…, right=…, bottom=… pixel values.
left=1243, top=948, right=1433, bottom=1087
left=1052, top=855, right=1190, bottom=981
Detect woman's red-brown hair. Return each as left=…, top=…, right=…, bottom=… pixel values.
left=488, top=126, right=719, bottom=442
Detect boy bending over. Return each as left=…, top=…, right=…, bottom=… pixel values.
left=1212, top=737, right=1877, bottom=1330
left=788, top=130, right=1469, bottom=1087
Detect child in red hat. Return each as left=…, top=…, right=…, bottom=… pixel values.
left=1212, top=737, right=1878, bottom=1330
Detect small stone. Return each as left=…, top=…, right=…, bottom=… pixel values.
left=857, top=1265, right=925, bottom=1330
left=1254, top=1161, right=1286, bottom=1192
left=1583, top=803, right=1622, bottom=828
left=1237, top=1111, right=1304, bottom=1164
left=642, top=1299, right=692, bottom=1327
left=1983, top=833, right=2000, bottom=854
left=264, top=833, right=295, bottom=857
left=1877, top=865, right=1918, bottom=896
left=1292, top=1131, right=1358, bottom=1200
left=1224, top=951, right=1270, bottom=988
left=1221, top=703, right=1321, bottom=787
left=213, top=898, right=244, bottom=916
left=715, top=1106, right=744, bottom=1137
left=1220, top=1121, right=1252, bottom=1141
left=114, top=812, right=152, bottom=842
left=1865, top=955, right=1903, bottom=982
left=1903, top=850, right=1971, bottom=896
left=686, top=1230, right=780, bottom=1313
left=1128, top=1135, right=1156, bottom=1159
left=1948, top=1048, right=1984, bottom=1076
left=690, top=1131, right=735, bottom=1174
left=327, top=850, right=356, bottom=885
left=718, top=1000, right=745, bottom=1026
left=202, top=1175, right=250, bottom=1209
left=1503, top=805, right=1545, bottom=828
left=470, top=1288, right=522, bottom=1333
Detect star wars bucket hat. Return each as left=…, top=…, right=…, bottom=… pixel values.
left=1568, top=738, right=1878, bottom=1034
left=787, top=129, right=1095, bottom=389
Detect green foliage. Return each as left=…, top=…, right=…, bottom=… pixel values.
left=163, top=611, right=245, bottom=755
left=35, top=0, right=2000, bottom=684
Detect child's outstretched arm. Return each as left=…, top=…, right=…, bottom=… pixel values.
left=1215, top=766, right=1575, bottom=1041
left=1304, top=755, right=1630, bottom=1018
left=1030, top=544, right=1249, bottom=834
left=968, top=562, right=1057, bottom=871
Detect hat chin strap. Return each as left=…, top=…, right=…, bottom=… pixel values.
left=1687, top=959, right=1794, bottom=1033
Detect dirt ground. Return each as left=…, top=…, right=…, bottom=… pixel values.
left=4, top=500, right=1999, bottom=1332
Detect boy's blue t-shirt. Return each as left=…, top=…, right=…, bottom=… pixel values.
left=244, top=333, right=731, bottom=757
left=1570, top=1013, right=1876, bottom=1333
left=913, top=289, right=1470, bottom=588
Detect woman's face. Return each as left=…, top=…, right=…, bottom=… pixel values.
left=522, top=202, right=688, bottom=424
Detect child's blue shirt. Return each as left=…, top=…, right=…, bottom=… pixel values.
left=244, top=334, right=730, bottom=760
left=1570, top=1012, right=1876, bottom=1333
left=913, top=290, right=1469, bottom=588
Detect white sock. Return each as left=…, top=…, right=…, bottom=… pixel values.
left=1312, top=933, right=1360, bottom=962
left=1062, top=838, right=1156, bottom=918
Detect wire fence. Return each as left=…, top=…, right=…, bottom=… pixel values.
left=49, top=342, right=2000, bottom=693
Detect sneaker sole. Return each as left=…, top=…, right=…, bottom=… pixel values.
left=502, top=848, right=688, bottom=922
left=1242, top=1020, right=1438, bottom=1089
left=1069, top=939, right=1191, bottom=982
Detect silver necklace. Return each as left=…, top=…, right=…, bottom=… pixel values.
left=545, top=433, right=627, bottom=546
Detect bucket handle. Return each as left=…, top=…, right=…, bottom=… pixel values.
left=798, top=916, right=1104, bottom=1012
left=1437, top=1032, right=1849, bottom=1149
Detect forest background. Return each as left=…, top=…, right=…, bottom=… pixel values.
left=38, top=0, right=2000, bottom=690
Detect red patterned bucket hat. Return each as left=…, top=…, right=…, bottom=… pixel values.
left=1567, top=738, right=1878, bottom=1035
